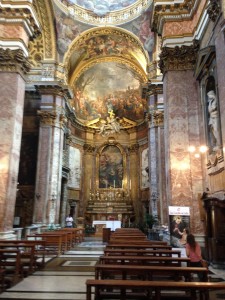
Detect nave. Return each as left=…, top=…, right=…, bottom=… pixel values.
left=1, top=236, right=225, bottom=300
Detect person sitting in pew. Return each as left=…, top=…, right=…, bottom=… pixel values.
left=185, top=233, right=205, bottom=281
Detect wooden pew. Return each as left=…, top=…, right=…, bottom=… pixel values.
left=98, top=255, right=190, bottom=266
left=106, top=244, right=172, bottom=250
left=0, top=249, right=23, bottom=286
left=27, top=233, right=65, bottom=256
left=108, top=240, right=168, bottom=245
left=0, top=239, right=47, bottom=270
left=60, top=228, right=84, bottom=245
left=86, top=279, right=225, bottom=300
left=0, top=243, right=37, bottom=276
left=94, top=264, right=207, bottom=281
left=0, top=269, right=5, bottom=292
left=104, top=248, right=182, bottom=257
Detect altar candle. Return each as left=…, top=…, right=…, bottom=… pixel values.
left=114, top=180, right=115, bottom=188
left=90, top=179, right=91, bottom=189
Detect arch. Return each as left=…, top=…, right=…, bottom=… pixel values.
left=29, top=0, right=57, bottom=67
left=64, top=26, right=150, bottom=85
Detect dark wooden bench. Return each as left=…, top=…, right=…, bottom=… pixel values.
left=0, top=243, right=37, bottom=276
left=98, top=255, right=190, bottom=266
left=0, top=239, right=47, bottom=270
left=0, top=268, right=6, bottom=292
left=104, top=249, right=182, bottom=257
left=86, top=279, right=225, bottom=300
left=106, top=244, right=172, bottom=250
left=0, top=249, right=23, bottom=286
left=108, top=240, right=168, bottom=245
left=94, top=263, right=208, bottom=281
left=27, top=233, right=66, bottom=256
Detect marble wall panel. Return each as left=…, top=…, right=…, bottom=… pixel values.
left=0, top=73, right=25, bottom=231
left=164, top=70, right=204, bottom=233
left=0, top=24, right=29, bottom=46
left=162, top=0, right=207, bottom=37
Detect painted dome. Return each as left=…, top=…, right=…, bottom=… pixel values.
left=55, top=0, right=152, bottom=25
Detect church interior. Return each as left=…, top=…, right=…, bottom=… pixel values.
left=1, top=0, right=225, bottom=298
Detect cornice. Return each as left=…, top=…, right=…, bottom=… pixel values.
left=158, top=42, right=199, bottom=74
left=151, top=0, right=200, bottom=35
left=0, top=1, right=41, bottom=38
left=0, top=48, right=30, bottom=75
left=35, top=83, right=72, bottom=99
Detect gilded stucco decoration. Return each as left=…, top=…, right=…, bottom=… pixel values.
left=54, top=0, right=152, bottom=26
left=37, top=111, right=57, bottom=126
left=0, top=48, right=30, bottom=74
left=87, top=110, right=137, bottom=136
left=29, top=0, right=57, bottom=67
left=207, top=0, right=221, bottom=22
left=159, top=43, right=199, bottom=74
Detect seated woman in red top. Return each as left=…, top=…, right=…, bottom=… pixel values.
left=185, top=233, right=204, bottom=281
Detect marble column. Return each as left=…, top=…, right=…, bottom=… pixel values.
left=159, top=44, right=205, bottom=233
left=147, top=84, right=165, bottom=220
left=0, top=1, right=40, bottom=238
left=33, top=84, right=70, bottom=226
left=82, top=143, right=95, bottom=218
left=128, top=144, right=140, bottom=222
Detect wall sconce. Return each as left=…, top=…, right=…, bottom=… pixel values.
left=188, top=145, right=208, bottom=158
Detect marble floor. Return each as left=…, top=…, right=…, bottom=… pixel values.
left=0, top=237, right=225, bottom=300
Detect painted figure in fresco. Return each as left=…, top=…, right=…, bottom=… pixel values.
left=207, top=90, right=220, bottom=150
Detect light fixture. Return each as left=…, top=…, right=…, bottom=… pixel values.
left=188, top=145, right=208, bottom=157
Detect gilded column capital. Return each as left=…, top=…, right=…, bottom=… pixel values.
left=148, top=110, right=164, bottom=128
left=0, top=48, right=30, bottom=74
left=37, top=110, right=57, bottom=126
left=128, top=143, right=139, bottom=153
left=159, top=43, right=199, bottom=74
left=207, top=0, right=221, bottom=22
left=59, top=114, right=68, bottom=129
left=148, top=83, right=163, bottom=96
left=0, top=4, right=41, bottom=38
left=83, top=143, right=95, bottom=154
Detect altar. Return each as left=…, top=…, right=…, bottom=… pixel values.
left=92, top=220, right=121, bottom=232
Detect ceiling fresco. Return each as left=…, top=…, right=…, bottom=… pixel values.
left=52, top=0, right=152, bottom=129
left=54, top=0, right=152, bottom=26
left=70, top=61, right=147, bottom=124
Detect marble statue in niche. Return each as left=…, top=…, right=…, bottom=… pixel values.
left=207, top=90, right=221, bottom=151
